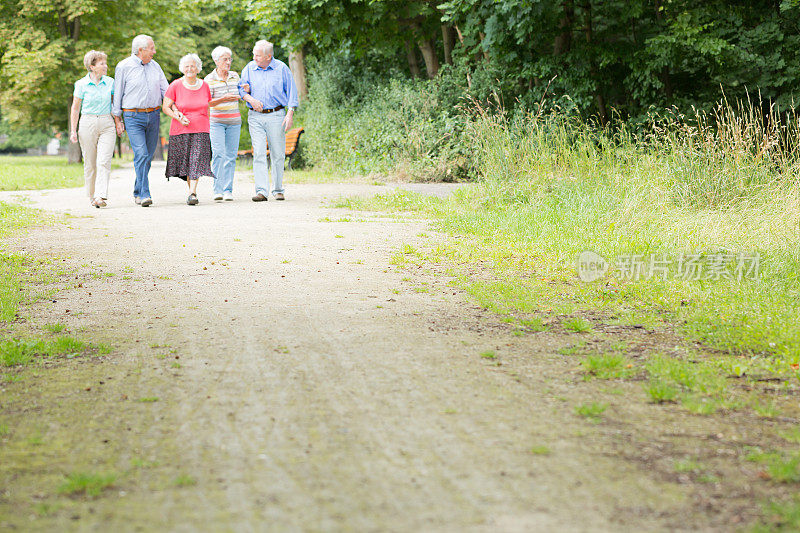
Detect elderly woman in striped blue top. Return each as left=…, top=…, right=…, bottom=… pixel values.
left=69, top=50, right=116, bottom=208
left=204, top=46, right=243, bottom=201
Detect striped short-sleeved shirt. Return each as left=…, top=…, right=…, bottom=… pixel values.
left=204, top=69, right=241, bottom=124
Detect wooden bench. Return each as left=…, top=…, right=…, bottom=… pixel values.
left=237, top=127, right=305, bottom=170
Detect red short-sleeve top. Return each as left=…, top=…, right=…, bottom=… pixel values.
left=165, top=79, right=212, bottom=136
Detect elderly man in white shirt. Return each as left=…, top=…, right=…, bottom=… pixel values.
left=112, top=34, right=169, bottom=207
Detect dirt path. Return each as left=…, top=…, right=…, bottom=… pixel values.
left=0, top=164, right=756, bottom=531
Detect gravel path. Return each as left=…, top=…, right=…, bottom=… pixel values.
left=0, top=163, right=693, bottom=531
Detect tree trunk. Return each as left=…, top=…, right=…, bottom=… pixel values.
left=478, top=32, right=490, bottom=61
left=288, top=45, right=308, bottom=101
left=442, top=25, right=454, bottom=65
left=582, top=1, right=607, bottom=123
left=153, top=136, right=164, bottom=161
left=553, top=0, right=574, bottom=56
left=654, top=0, right=673, bottom=98
left=417, top=38, right=440, bottom=79
left=66, top=100, right=81, bottom=163
left=405, top=40, right=422, bottom=78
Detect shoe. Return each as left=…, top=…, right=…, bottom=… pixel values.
left=187, top=194, right=199, bottom=206
left=274, top=193, right=285, bottom=201
left=223, top=192, right=233, bottom=201
left=141, top=198, right=152, bottom=207
left=135, top=197, right=142, bottom=205
left=252, top=193, right=267, bottom=202
left=213, top=193, right=223, bottom=201
left=91, top=198, right=106, bottom=208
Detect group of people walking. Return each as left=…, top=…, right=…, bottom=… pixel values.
left=69, top=34, right=299, bottom=208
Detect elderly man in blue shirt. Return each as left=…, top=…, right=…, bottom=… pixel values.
left=112, top=34, right=169, bottom=207
left=239, top=40, right=299, bottom=202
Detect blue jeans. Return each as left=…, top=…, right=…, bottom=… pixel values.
left=209, top=121, right=241, bottom=195
left=123, top=109, right=160, bottom=199
left=248, top=109, right=285, bottom=196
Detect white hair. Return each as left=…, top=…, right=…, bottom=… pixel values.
left=83, top=50, right=107, bottom=71
left=211, top=46, right=232, bottom=62
left=131, top=34, right=153, bottom=56
left=253, top=40, right=274, bottom=55
left=178, top=53, right=202, bottom=74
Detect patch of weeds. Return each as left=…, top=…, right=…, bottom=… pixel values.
left=157, top=275, right=172, bottom=280
left=581, top=353, right=635, bottom=380
left=43, top=323, right=66, bottom=333
left=746, top=449, right=800, bottom=483
left=529, top=445, right=551, bottom=455
left=480, top=350, right=497, bottom=360
left=1, top=336, right=92, bottom=367
left=281, top=259, right=291, bottom=264
left=442, top=408, right=457, bottom=414
left=334, top=234, right=344, bottom=238
left=753, top=399, right=782, bottom=418
left=33, top=502, right=62, bottom=517
left=58, top=471, right=117, bottom=498
left=778, top=428, right=800, bottom=444
left=275, top=346, right=290, bottom=354
left=645, top=354, right=728, bottom=412
left=645, top=379, right=679, bottom=403
left=413, top=286, right=429, bottom=293
left=0, top=424, right=9, bottom=437
left=673, top=458, right=704, bottom=473
left=564, top=317, right=593, bottom=333
left=753, top=496, right=800, bottom=532
left=391, top=288, right=400, bottom=294
left=122, top=275, right=132, bottom=280
left=131, top=458, right=159, bottom=469
left=136, top=397, right=159, bottom=403
left=557, top=341, right=587, bottom=356
left=172, top=474, right=197, bottom=487
left=520, top=317, right=547, bottom=332
left=575, top=402, right=607, bottom=422
left=171, top=362, right=181, bottom=369
left=122, top=266, right=134, bottom=273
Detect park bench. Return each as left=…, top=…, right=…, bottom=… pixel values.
left=237, top=127, right=305, bottom=170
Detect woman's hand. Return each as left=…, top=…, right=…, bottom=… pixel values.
left=176, top=110, right=190, bottom=126
left=69, top=132, right=78, bottom=144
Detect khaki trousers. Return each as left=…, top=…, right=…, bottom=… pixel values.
left=78, top=114, right=116, bottom=200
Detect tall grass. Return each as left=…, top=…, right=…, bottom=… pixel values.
left=443, top=98, right=800, bottom=361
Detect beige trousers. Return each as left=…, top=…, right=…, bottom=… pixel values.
left=78, top=114, right=116, bottom=200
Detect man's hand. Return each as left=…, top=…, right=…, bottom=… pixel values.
left=114, top=117, right=125, bottom=136
left=282, top=109, right=294, bottom=132
left=245, top=95, right=263, bottom=112
left=241, top=82, right=250, bottom=94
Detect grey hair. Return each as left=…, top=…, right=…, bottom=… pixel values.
left=131, top=34, right=153, bottom=56
left=211, top=46, right=232, bottom=62
left=253, top=40, right=274, bottom=55
left=83, top=50, right=107, bottom=71
left=178, top=53, right=202, bottom=74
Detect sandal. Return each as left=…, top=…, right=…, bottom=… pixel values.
left=91, top=198, right=106, bottom=208
left=187, top=194, right=198, bottom=206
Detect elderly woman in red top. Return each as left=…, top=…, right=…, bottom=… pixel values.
left=162, top=53, right=213, bottom=205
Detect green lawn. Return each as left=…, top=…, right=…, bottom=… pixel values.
left=0, top=155, right=103, bottom=191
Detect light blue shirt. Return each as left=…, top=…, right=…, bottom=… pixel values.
left=73, top=75, right=114, bottom=115
left=239, top=59, right=299, bottom=110
left=112, top=55, right=169, bottom=116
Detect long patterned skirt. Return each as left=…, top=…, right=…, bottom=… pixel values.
left=166, top=132, right=214, bottom=181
